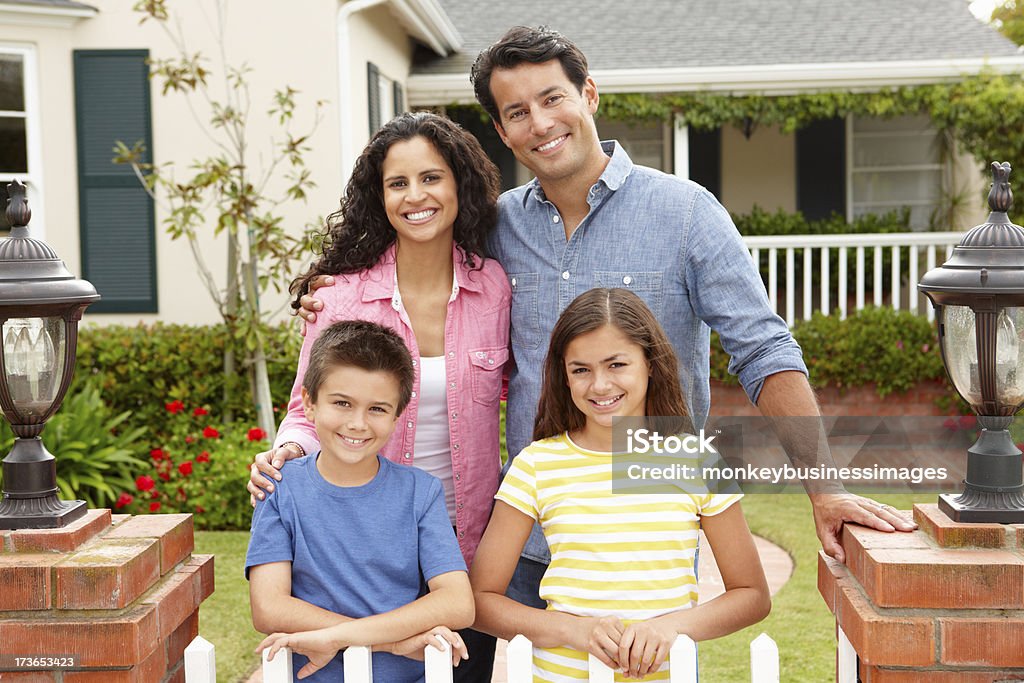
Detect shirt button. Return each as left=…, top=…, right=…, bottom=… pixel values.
left=449, top=381, right=456, bottom=388
left=411, top=391, right=417, bottom=398
left=622, top=275, right=633, bottom=285
left=449, top=351, right=455, bottom=358
left=561, top=271, right=570, bottom=280
left=552, top=215, right=560, bottom=223
left=407, top=421, right=413, bottom=429
left=453, top=443, right=460, bottom=450
left=412, top=359, right=418, bottom=367
left=457, top=502, right=464, bottom=510
left=511, top=277, right=517, bottom=287
left=458, top=531, right=465, bottom=538
left=455, top=473, right=461, bottom=481
left=404, top=452, right=411, bottom=459
left=488, top=358, right=494, bottom=365
left=451, top=411, right=458, bottom=420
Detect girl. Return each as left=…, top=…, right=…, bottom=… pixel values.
left=471, top=288, right=770, bottom=682
left=248, top=112, right=510, bottom=680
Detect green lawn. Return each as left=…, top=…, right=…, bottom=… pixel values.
left=194, top=531, right=263, bottom=682
left=196, top=493, right=935, bottom=682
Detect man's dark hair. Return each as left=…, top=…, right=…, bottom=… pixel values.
left=302, top=320, right=414, bottom=414
left=470, top=25, right=589, bottom=123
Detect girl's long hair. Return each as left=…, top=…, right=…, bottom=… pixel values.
left=533, top=288, right=688, bottom=442
left=290, top=112, right=501, bottom=308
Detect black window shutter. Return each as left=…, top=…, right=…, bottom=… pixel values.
left=367, top=62, right=381, bottom=135
left=687, top=127, right=721, bottom=200
left=73, top=50, right=157, bottom=313
left=393, top=80, right=404, bottom=116
left=796, top=118, right=846, bottom=221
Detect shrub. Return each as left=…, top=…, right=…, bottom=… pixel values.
left=118, top=401, right=267, bottom=530
left=75, top=321, right=302, bottom=434
left=712, top=307, right=948, bottom=398
left=0, top=384, right=148, bottom=508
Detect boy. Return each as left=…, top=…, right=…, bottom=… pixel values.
left=246, top=320, right=474, bottom=681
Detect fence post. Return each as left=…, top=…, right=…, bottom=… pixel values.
left=587, top=653, right=615, bottom=683
left=837, top=624, right=857, bottom=683
left=505, top=634, right=533, bottom=683
left=183, top=635, right=215, bottom=683
left=262, top=646, right=293, bottom=683
left=669, top=634, right=697, bottom=683
left=750, top=633, right=779, bottom=682
left=343, top=645, right=373, bottom=683
left=424, top=636, right=453, bottom=683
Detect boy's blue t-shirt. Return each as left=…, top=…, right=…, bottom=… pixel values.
left=245, top=454, right=466, bottom=683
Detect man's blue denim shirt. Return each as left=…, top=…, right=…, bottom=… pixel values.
left=491, top=141, right=806, bottom=562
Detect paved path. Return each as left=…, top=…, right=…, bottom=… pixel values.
left=244, top=534, right=793, bottom=683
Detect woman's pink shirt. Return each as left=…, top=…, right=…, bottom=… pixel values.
left=275, top=243, right=511, bottom=566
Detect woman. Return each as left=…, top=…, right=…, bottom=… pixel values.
left=248, top=112, right=510, bottom=681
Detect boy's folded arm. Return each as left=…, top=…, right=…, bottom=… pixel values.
left=249, top=561, right=355, bottom=634
left=333, top=569, right=475, bottom=650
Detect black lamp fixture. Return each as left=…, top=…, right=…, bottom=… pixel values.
left=918, top=161, right=1024, bottom=523
left=0, top=180, right=99, bottom=529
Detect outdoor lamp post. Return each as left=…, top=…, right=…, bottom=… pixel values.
left=919, top=161, right=1024, bottom=523
left=0, top=180, right=99, bottom=529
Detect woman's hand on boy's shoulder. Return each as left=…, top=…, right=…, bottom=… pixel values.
left=388, top=626, right=469, bottom=665
left=248, top=443, right=305, bottom=507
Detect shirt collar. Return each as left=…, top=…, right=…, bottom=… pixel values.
left=522, top=139, right=633, bottom=206
left=361, top=242, right=483, bottom=304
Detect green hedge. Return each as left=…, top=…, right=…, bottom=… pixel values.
left=732, top=207, right=911, bottom=237
left=74, top=321, right=303, bottom=433
left=712, top=306, right=948, bottom=397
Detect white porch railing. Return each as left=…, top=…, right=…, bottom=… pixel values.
left=183, top=632, right=779, bottom=682
left=742, top=231, right=962, bottom=326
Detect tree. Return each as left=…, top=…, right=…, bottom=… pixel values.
left=115, top=0, right=324, bottom=438
left=990, top=1, right=1024, bottom=45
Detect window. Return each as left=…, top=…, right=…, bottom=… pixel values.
left=367, top=62, right=404, bottom=136
left=848, top=114, right=943, bottom=229
left=597, top=120, right=672, bottom=172
left=0, top=45, right=41, bottom=236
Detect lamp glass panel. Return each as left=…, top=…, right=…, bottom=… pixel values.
left=943, top=305, right=982, bottom=406
left=996, top=307, right=1024, bottom=409
left=1, top=317, right=65, bottom=419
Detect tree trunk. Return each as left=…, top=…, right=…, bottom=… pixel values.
left=223, top=229, right=240, bottom=424
left=242, top=263, right=277, bottom=440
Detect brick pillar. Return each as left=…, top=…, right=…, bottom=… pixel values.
left=818, top=503, right=1024, bottom=681
left=0, top=510, right=214, bottom=683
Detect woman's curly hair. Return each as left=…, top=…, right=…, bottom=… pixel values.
left=290, top=112, right=501, bottom=308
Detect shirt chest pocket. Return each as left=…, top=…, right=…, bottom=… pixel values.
left=508, top=272, right=540, bottom=351
left=469, top=347, right=509, bottom=407
left=593, top=271, right=665, bottom=317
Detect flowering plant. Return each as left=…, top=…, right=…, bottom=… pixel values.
left=120, top=400, right=268, bottom=530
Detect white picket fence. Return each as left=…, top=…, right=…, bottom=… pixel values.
left=742, top=231, right=961, bottom=325
left=183, top=632, right=780, bottom=682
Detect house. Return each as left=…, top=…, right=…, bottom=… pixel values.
left=0, top=0, right=1021, bottom=325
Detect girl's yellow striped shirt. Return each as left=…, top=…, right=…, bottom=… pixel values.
left=495, top=433, right=741, bottom=682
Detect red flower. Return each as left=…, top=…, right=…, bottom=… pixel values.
left=165, top=400, right=185, bottom=414
left=136, top=475, right=155, bottom=492
left=193, top=407, right=209, bottom=417
left=958, top=415, right=977, bottom=431
left=196, top=451, right=210, bottom=463
left=202, top=426, right=220, bottom=439
left=185, top=436, right=195, bottom=444
left=115, top=493, right=134, bottom=509
left=178, top=461, right=193, bottom=476
left=247, top=428, right=267, bottom=442
left=150, top=448, right=166, bottom=461
left=195, top=505, right=206, bottom=514
left=158, top=471, right=170, bottom=481
left=149, top=501, right=161, bottom=513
